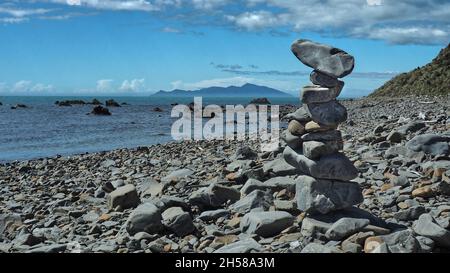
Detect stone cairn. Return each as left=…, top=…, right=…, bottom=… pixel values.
left=283, top=39, right=363, bottom=215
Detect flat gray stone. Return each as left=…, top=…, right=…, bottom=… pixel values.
left=300, top=217, right=332, bottom=238
left=406, top=134, right=450, bottom=156
left=284, top=146, right=358, bottom=181
left=413, top=214, right=450, bottom=248
left=107, top=184, right=140, bottom=210
left=214, top=238, right=262, bottom=253
left=301, top=130, right=342, bottom=142
left=262, top=158, right=302, bottom=177
left=162, top=207, right=195, bottom=237
left=380, top=230, right=420, bottom=253
left=301, top=85, right=342, bottom=104
left=301, top=243, right=341, bottom=253
left=325, top=218, right=370, bottom=240
left=304, top=101, right=347, bottom=127
left=282, top=129, right=302, bottom=150
left=198, top=209, right=230, bottom=222
left=303, top=140, right=342, bottom=159
left=295, top=175, right=363, bottom=214
left=230, top=190, right=272, bottom=213
left=310, top=70, right=344, bottom=88
left=189, top=183, right=240, bottom=209
left=291, top=39, right=355, bottom=78
left=161, top=168, right=194, bottom=182
left=126, top=203, right=163, bottom=235
left=264, top=176, right=297, bottom=193
left=394, top=206, right=426, bottom=221
left=284, top=107, right=311, bottom=123
left=240, top=211, right=294, bottom=237
left=240, top=179, right=269, bottom=196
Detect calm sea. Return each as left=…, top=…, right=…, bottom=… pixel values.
left=0, top=96, right=299, bottom=162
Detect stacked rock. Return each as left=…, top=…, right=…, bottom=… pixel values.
left=282, top=39, right=363, bottom=215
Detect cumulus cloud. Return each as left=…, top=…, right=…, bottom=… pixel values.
left=4, top=0, right=449, bottom=45
left=4, top=80, right=54, bottom=93
left=0, top=6, right=52, bottom=17
left=120, top=78, right=145, bottom=92
left=96, top=79, right=114, bottom=92
left=230, top=0, right=450, bottom=45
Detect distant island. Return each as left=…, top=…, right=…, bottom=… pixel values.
left=151, top=83, right=293, bottom=98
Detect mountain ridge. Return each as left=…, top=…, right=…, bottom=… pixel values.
left=152, top=83, right=293, bottom=97
left=370, top=43, right=450, bottom=97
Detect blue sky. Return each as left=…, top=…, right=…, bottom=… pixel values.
left=0, top=0, right=448, bottom=97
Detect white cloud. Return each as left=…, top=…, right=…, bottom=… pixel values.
left=0, top=17, right=29, bottom=24
left=6, top=80, right=54, bottom=93
left=48, top=0, right=165, bottom=11
left=30, top=83, right=54, bottom=92
left=3, top=0, right=449, bottom=45
left=161, top=26, right=182, bottom=33
left=230, top=0, right=450, bottom=45
left=120, top=78, right=145, bottom=92
left=362, top=26, right=449, bottom=45
left=192, top=0, right=229, bottom=10
left=96, top=79, right=114, bottom=92
left=226, top=11, right=289, bottom=30
left=0, top=7, right=52, bottom=17
left=171, top=76, right=296, bottom=92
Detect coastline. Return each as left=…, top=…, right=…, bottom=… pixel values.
left=1, top=95, right=450, bottom=253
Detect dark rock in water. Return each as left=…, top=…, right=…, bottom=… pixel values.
left=295, top=175, right=363, bottom=214
left=284, top=146, right=358, bottom=181
left=91, top=99, right=102, bottom=105
left=91, top=106, right=111, bottom=116
left=153, top=107, right=164, bottom=112
left=240, top=211, right=294, bottom=237
left=291, top=39, right=355, bottom=78
left=11, top=104, right=27, bottom=109
left=56, top=100, right=85, bottom=106
left=406, top=134, right=450, bottom=156
left=304, top=100, right=347, bottom=127
left=0, top=102, right=2, bottom=106
left=105, top=99, right=121, bottom=107
left=310, top=70, right=344, bottom=88
left=250, top=97, right=271, bottom=104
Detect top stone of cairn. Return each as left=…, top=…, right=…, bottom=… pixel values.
left=291, top=39, right=355, bottom=78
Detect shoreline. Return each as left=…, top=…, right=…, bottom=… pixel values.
left=2, top=95, right=449, bottom=164
left=1, top=96, right=450, bottom=253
